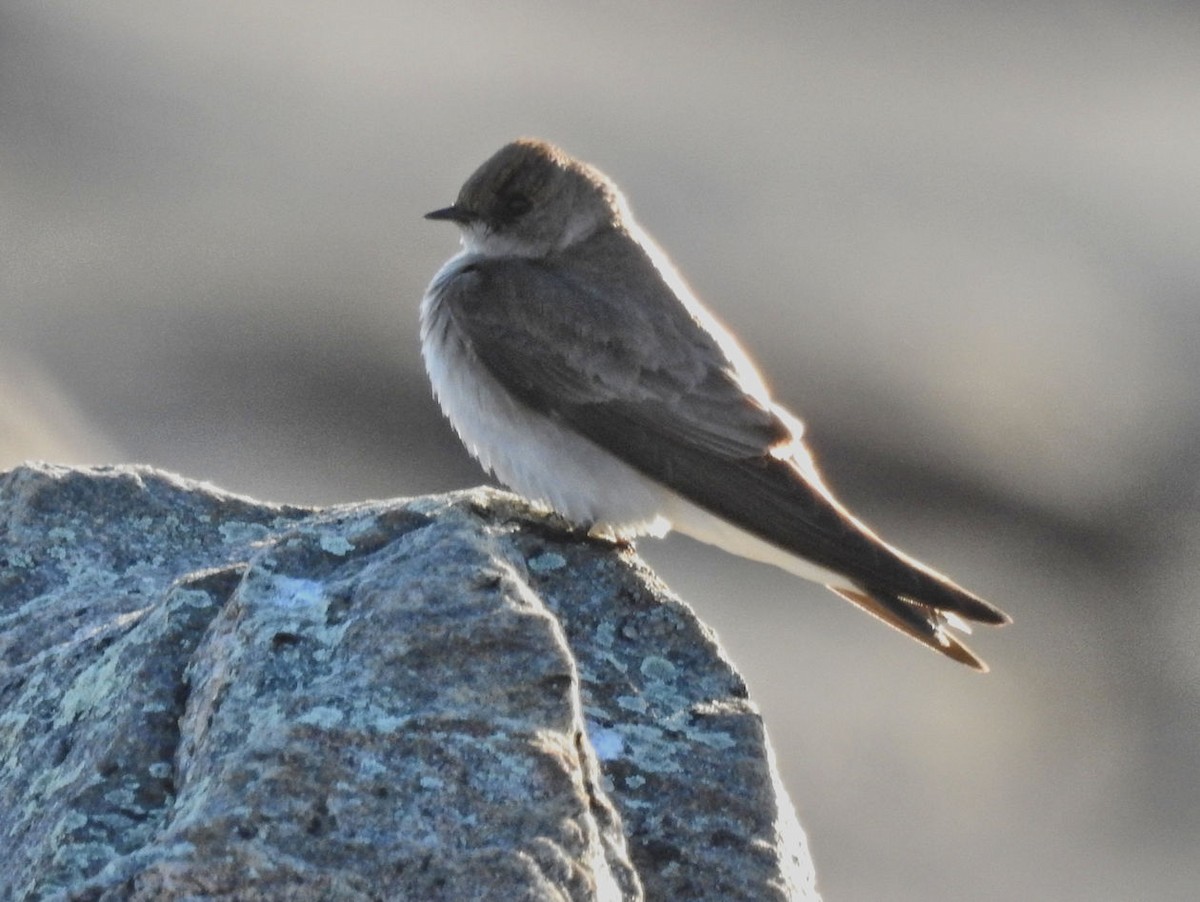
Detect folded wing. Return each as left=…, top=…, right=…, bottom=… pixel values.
left=435, top=240, right=1009, bottom=666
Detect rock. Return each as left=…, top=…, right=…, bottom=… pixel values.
left=0, top=463, right=818, bottom=901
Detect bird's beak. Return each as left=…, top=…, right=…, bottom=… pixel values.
left=424, top=204, right=475, bottom=224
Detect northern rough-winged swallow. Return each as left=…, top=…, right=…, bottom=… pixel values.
left=421, top=139, right=1010, bottom=669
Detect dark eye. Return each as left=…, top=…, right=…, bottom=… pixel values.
left=502, top=193, right=532, bottom=219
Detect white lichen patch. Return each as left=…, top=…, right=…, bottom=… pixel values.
left=593, top=620, right=616, bottom=648
left=587, top=723, right=626, bottom=762
left=355, top=753, right=391, bottom=780
left=638, top=655, right=677, bottom=681
left=54, top=638, right=128, bottom=728
left=318, top=533, right=354, bottom=557
left=218, top=520, right=273, bottom=546
left=527, top=551, right=567, bottom=573
left=265, top=576, right=325, bottom=609
left=26, top=755, right=89, bottom=801
left=296, top=706, right=345, bottom=728
left=615, top=695, right=648, bottom=714
left=4, top=548, right=33, bottom=568
left=687, top=729, right=737, bottom=750
left=355, top=704, right=410, bottom=734
left=103, top=781, right=148, bottom=811
left=603, top=723, right=682, bottom=775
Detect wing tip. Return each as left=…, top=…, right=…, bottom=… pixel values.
left=957, top=594, right=1012, bottom=627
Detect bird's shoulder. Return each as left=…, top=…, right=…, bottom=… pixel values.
left=434, top=229, right=718, bottom=390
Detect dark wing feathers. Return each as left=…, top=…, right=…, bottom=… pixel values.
left=562, top=395, right=1005, bottom=627
left=449, top=250, right=787, bottom=456
left=440, top=247, right=1008, bottom=644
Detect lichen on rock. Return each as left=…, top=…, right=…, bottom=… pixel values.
left=0, top=463, right=817, bottom=900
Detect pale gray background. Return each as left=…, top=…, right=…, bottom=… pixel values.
left=3, top=2, right=1198, bottom=899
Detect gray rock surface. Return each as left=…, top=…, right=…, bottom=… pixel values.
left=0, top=463, right=818, bottom=901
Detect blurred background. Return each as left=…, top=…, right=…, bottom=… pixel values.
left=3, top=2, right=1198, bottom=898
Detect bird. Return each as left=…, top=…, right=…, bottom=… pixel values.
left=420, top=138, right=1010, bottom=670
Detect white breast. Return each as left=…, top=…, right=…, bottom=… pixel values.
left=419, top=252, right=674, bottom=539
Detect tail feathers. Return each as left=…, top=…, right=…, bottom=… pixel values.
left=829, top=586, right=993, bottom=671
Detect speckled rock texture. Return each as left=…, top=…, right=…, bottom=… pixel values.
left=0, top=463, right=818, bottom=901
